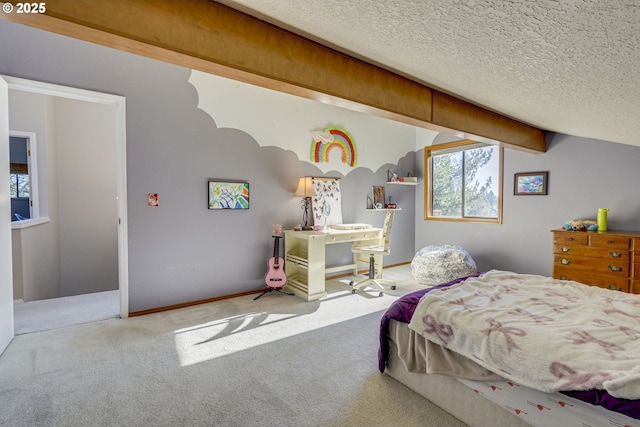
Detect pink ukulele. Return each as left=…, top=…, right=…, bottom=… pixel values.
left=255, top=224, right=293, bottom=300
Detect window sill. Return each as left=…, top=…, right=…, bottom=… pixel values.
left=11, top=217, right=51, bottom=229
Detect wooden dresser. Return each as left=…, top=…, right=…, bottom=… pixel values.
left=552, top=229, right=640, bottom=293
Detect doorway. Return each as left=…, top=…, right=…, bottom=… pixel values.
left=4, top=76, right=128, bottom=328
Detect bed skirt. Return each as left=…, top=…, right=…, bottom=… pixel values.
left=385, top=319, right=529, bottom=427
left=385, top=319, right=640, bottom=427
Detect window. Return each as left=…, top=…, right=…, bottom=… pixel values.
left=10, top=170, right=30, bottom=198
left=9, top=133, right=38, bottom=222
left=425, top=139, right=503, bottom=223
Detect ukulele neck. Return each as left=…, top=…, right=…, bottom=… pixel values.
left=273, top=235, right=281, bottom=258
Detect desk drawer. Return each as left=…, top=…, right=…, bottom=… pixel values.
left=324, top=232, right=381, bottom=243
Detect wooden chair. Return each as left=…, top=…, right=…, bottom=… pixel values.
left=349, top=209, right=396, bottom=296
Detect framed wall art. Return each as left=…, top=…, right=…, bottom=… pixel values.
left=372, top=186, right=386, bottom=209
left=208, top=181, right=249, bottom=209
left=311, top=177, right=343, bottom=226
left=514, top=171, right=548, bottom=196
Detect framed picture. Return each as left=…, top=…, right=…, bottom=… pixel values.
left=208, top=181, right=249, bottom=209
left=514, top=172, right=548, bottom=195
left=372, top=186, right=385, bottom=209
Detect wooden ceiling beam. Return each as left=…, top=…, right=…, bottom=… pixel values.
left=0, top=0, right=545, bottom=152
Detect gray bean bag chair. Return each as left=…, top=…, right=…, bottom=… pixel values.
left=411, top=245, right=477, bottom=286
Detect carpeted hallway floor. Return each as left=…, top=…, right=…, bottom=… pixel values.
left=13, top=289, right=120, bottom=335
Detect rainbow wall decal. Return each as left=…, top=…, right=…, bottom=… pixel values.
left=310, top=126, right=357, bottom=167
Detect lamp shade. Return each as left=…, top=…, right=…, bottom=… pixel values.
left=294, top=177, right=316, bottom=197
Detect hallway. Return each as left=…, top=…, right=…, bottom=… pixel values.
left=14, top=290, right=119, bottom=335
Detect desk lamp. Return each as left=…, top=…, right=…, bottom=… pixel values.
left=294, top=177, right=316, bottom=230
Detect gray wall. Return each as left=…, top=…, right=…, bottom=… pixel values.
left=4, top=20, right=638, bottom=313
left=415, top=133, right=640, bottom=276
left=0, top=20, right=417, bottom=312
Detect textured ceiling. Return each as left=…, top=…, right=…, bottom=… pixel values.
left=215, top=0, right=640, bottom=147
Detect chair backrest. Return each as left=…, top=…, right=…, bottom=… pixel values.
left=381, top=209, right=395, bottom=252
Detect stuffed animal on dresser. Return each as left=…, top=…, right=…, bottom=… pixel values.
left=563, top=219, right=598, bottom=231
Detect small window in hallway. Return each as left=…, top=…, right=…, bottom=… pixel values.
left=9, top=134, right=37, bottom=221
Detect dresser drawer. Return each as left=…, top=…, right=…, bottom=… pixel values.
left=553, top=245, right=628, bottom=261
left=589, top=234, right=630, bottom=250
left=553, top=233, right=588, bottom=246
left=552, top=230, right=640, bottom=293
left=553, top=244, right=591, bottom=257
left=554, top=267, right=629, bottom=292
left=553, top=255, right=628, bottom=275
left=633, top=261, right=640, bottom=280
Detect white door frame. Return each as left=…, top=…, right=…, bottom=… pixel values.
left=3, top=75, right=129, bottom=318
left=0, top=76, right=14, bottom=354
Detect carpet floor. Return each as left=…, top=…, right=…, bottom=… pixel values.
left=13, top=289, right=120, bottom=335
left=0, top=265, right=468, bottom=427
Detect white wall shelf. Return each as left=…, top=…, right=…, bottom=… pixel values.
left=386, top=181, right=417, bottom=186
left=366, top=208, right=402, bottom=211
left=387, top=169, right=418, bottom=185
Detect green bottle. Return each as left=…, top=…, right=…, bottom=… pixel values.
left=597, top=208, right=609, bottom=232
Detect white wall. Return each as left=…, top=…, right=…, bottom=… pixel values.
left=54, top=97, right=118, bottom=296
left=8, top=90, right=118, bottom=300
left=0, top=77, right=14, bottom=354
left=12, top=223, right=60, bottom=301
left=190, top=70, right=418, bottom=176
left=9, top=90, right=61, bottom=301
left=10, top=229, right=22, bottom=300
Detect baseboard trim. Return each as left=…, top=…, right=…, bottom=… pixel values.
left=129, top=261, right=411, bottom=317
left=129, top=288, right=265, bottom=317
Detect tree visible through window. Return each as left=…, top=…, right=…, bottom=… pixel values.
left=425, top=140, right=502, bottom=223
left=9, top=172, right=30, bottom=198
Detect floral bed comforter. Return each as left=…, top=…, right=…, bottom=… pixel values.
left=407, top=270, right=640, bottom=400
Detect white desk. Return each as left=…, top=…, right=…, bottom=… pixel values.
left=284, top=227, right=383, bottom=301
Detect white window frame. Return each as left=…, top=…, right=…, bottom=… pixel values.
left=9, top=131, right=41, bottom=224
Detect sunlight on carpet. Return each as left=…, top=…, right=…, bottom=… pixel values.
left=173, top=266, right=422, bottom=367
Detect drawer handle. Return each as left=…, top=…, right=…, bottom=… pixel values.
left=608, top=265, right=623, bottom=272
left=607, top=240, right=614, bottom=244
left=607, top=285, right=623, bottom=291
left=559, top=276, right=569, bottom=280
left=609, top=252, right=622, bottom=258
left=560, top=259, right=571, bottom=265
left=567, top=237, right=574, bottom=241
left=561, top=247, right=570, bottom=252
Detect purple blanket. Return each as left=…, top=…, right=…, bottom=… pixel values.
left=378, top=275, right=640, bottom=420
left=378, top=276, right=470, bottom=373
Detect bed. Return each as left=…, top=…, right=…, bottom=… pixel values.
left=379, top=270, right=640, bottom=426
